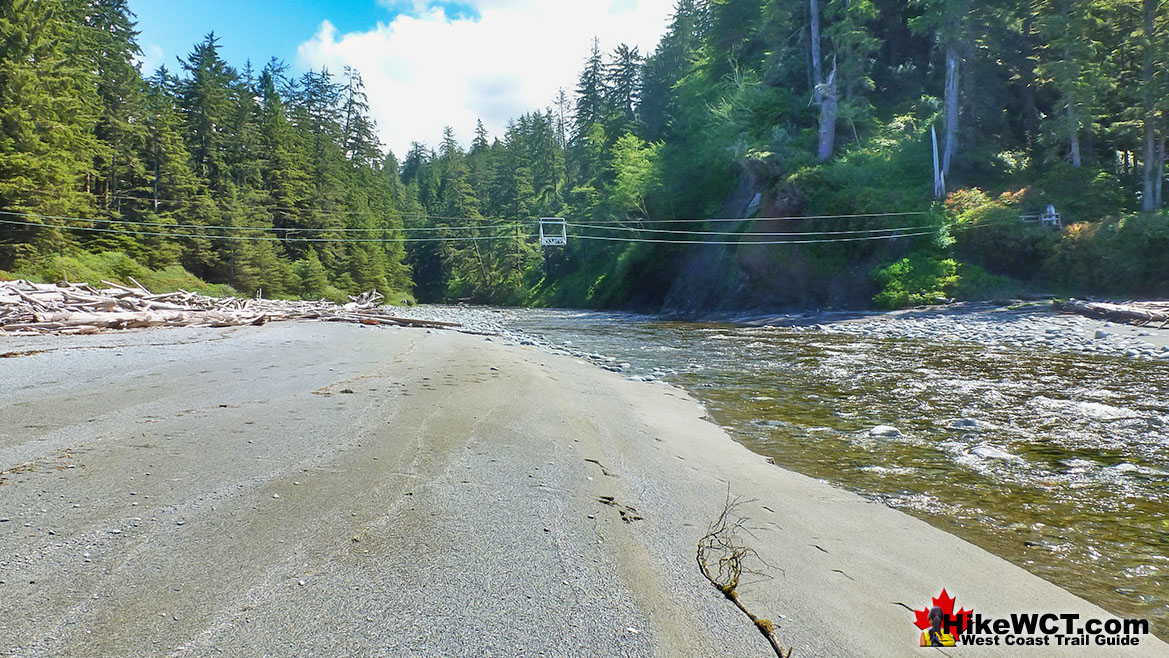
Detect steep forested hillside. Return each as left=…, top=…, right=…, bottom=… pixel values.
left=1, top=0, right=1166, bottom=311
left=1, top=0, right=411, bottom=302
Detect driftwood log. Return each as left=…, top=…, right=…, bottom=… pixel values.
left=0, top=280, right=459, bottom=335
left=1054, top=299, right=1169, bottom=327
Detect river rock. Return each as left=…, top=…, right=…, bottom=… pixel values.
left=870, top=425, right=902, bottom=438
left=1094, top=329, right=1113, bottom=340
left=970, top=444, right=1016, bottom=460
left=949, top=418, right=983, bottom=430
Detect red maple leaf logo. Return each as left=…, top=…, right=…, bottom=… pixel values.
left=914, top=589, right=973, bottom=640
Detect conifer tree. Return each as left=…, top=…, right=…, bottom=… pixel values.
left=0, top=0, right=100, bottom=266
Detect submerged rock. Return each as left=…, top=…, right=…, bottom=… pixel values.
left=870, top=425, right=902, bottom=437
left=970, top=444, right=1017, bottom=461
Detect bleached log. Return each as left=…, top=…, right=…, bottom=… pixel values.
left=1054, top=299, right=1169, bottom=326
left=2, top=279, right=451, bottom=335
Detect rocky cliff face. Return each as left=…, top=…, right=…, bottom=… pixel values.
left=658, top=163, right=884, bottom=317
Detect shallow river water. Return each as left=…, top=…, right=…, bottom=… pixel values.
left=509, top=309, right=1169, bottom=638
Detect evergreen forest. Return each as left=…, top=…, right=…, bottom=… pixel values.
left=2, top=0, right=1167, bottom=311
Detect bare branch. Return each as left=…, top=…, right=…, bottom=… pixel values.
left=697, top=491, right=793, bottom=658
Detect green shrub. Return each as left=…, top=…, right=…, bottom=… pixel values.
left=872, top=252, right=958, bottom=308
left=953, top=262, right=1024, bottom=299
left=317, top=285, right=351, bottom=304
left=1044, top=213, right=1169, bottom=295
left=5, top=251, right=236, bottom=296
left=950, top=188, right=1059, bottom=280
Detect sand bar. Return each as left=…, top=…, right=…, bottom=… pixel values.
left=1, top=322, right=1164, bottom=656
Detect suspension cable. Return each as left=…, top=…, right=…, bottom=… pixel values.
left=0, top=217, right=522, bottom=243
left=568, top=222, right=941, bottom=237
left=0, top=210, right=528, bottom=233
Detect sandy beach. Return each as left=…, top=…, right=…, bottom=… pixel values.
left=1, top=321, right=1165, bottom=657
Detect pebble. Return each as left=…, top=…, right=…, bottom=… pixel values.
left=272, top=494, right=280, bottom=499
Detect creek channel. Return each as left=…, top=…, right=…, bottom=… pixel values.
left=507, top=308, right=1169, bottom=639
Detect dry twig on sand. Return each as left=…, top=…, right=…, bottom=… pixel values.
left=697, top=493, right=792, bottom=658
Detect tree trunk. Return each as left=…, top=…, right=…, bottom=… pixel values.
left=810, top=0, right=823, bottom=105
left=153, top=144, right=160, bottom=212
left=932, top=126, right=946, bottom=199
left=1141, top=0, right=1157, bottom=211
left=1061, top=0, right=1082, bottom=168
left=942, top=47, right=960, bottom=179
left=809, top=0, right=835, bottom=162
left=1156, top=127, right=1166, bottom=209
left=818, top=65, right=838, bottom=162
left=1143, top=119, right=1158, bottom=212
left=1019, top=13, right=1040, bottom=150
left=1068, top=100, right=1082, bottom=167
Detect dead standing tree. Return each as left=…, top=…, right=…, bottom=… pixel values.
left=809, top=0, right=837, bottom=162
left=697, top=495, right=793, bottom=658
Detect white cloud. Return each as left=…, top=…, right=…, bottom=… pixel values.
left=296, top=0, right=675, bottom=156
left=135, top=43, right=166, bottom=75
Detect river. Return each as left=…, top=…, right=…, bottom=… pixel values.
left=507, top=308, right=1169, bottom=639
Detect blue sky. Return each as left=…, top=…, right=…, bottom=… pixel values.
left=130, top=1, right=675, bottom=153
left=130, top=1, right=400, bottom=73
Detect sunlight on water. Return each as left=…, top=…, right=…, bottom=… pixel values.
left=513, top=310, right=1169, bottom=638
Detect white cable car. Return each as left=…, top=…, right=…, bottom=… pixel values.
left=539, top=218, right=567, bottom=246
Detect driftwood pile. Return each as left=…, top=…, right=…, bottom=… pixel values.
left=0, top=279, right=459, bottom=335
left=1055, top=299, right=1169, bottom=328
